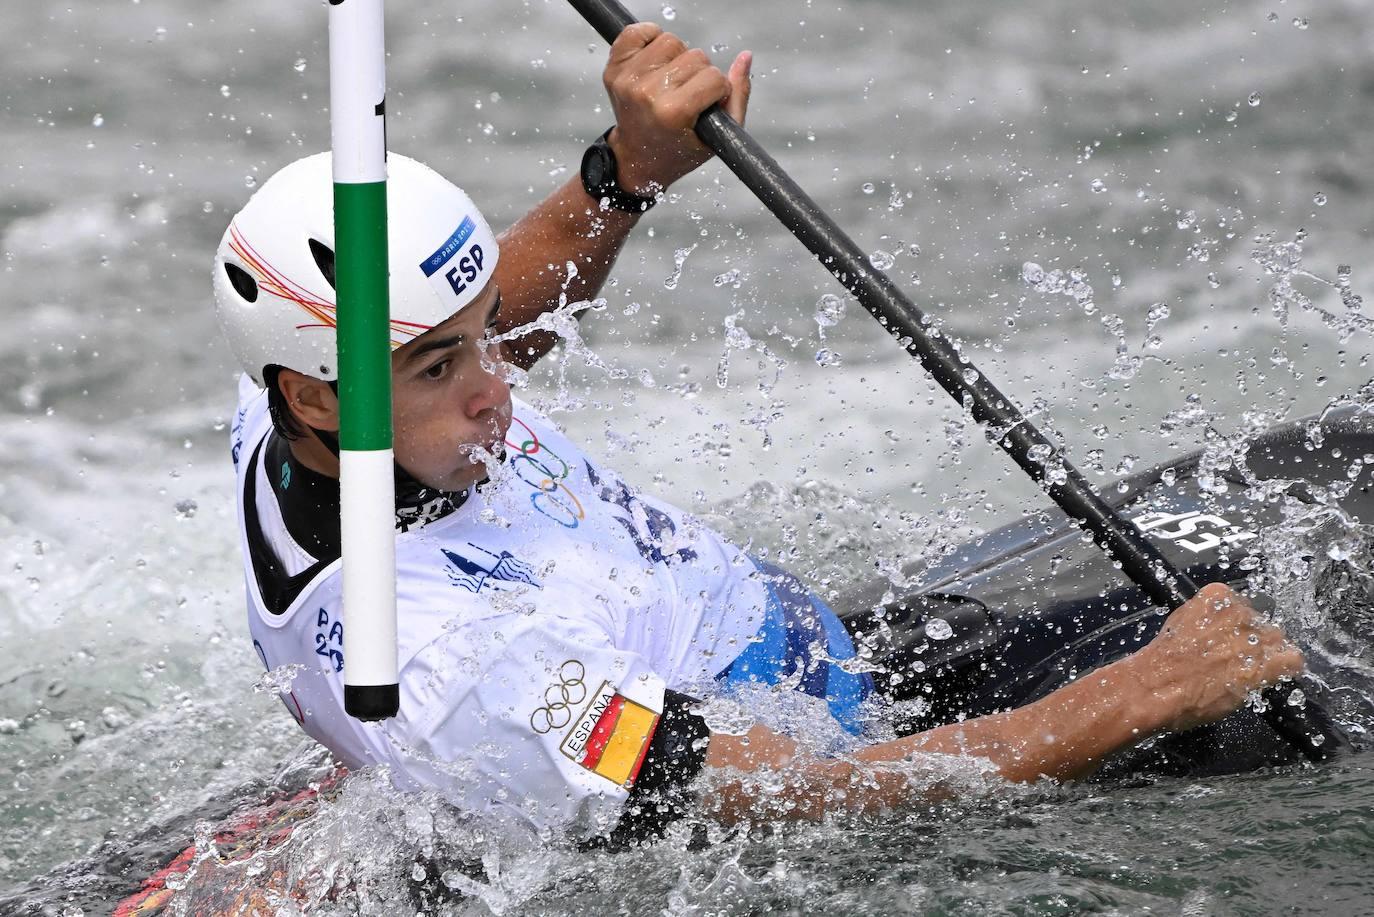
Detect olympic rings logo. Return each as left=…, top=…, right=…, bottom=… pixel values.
left=505, top=417, right=585, bottom=528
left=529, top=659, right=588, bottom=734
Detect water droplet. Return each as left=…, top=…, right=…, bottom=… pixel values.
left=861, top=182, right=876, bottom=195
left=869, top=249, right=895, bottom=270
left=664, top=244, right=696, bottom=290
left=925, top=618, right=954, bottom=641
left=1313, top=191, right=1327, bottom=206
left=244, top=174, right=257, bottom=188
left=814, top=293, right=846, bottom=332
left=293, top=57, right=308, bottom=73
left=962, top=368, right=979, bottom=384
left=814, top=348, right=841, bottom=367
left=219, top=84, right=231, bottom=98
left=254, top=663, right=306, bottom=696
left=202, top=201, right=214, bottom=213
left=91, top=113, right=104, bottom=127
left=1225, top=109, right=1239, bottom=123
left=1247, top=91, right=1262, bottom=107
left=1292, top=16, right=1309, bottom=29
left=1266, top=12, right=1279, bottom=23
left=1207, top=272, right=1221, bottom=288
left=662, top=5, right=676, bottom=19
left=1287, top=688, right=1306, bottom=707
left=1090, top=178, right=1107, bottom=193
left=1177, top=210, right=1197, bottom=230
left=174, top=499, right=198, bottom=519
left=1021, top=262, right=1045, bottom=285
left=0, top=719, right=17, bottom=735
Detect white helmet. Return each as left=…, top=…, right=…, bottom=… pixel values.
left=213, top=152, right=500, bottom=386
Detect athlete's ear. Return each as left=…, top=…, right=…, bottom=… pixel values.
left=277, top=368, right=339, bottom=432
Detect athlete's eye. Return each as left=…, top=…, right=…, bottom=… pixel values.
left=423, top=359, right=451, bottom=381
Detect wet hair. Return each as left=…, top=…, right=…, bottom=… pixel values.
left=263, top=364, right=307, bottom=441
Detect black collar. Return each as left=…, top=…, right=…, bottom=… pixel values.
left=245, top=434, right=473, bottom=615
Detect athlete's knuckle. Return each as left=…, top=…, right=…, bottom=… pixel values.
left=628, top=78, right=654, bottom=104
left=652, top=96, right=680, bottom=122
left=621, top=21, right=660, bottom=45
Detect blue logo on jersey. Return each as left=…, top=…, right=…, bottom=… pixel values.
left=442, top=543, right=542, bottom=593
left=586, top=461, right=698, bottom=566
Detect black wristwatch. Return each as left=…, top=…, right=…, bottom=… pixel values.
left=581, top=127, right=658, bottom=214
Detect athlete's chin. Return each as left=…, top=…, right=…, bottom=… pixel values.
left=427, top=462, right=490, bottom=493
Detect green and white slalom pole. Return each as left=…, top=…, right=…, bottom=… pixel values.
left=329, top=0, right=399, bottom=721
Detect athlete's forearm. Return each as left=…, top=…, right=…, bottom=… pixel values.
left=702, top=652, right=1175, bottom=824
left=887, top=652, right=1173, bottom=784
left=492, top=176, right=643, bottom=369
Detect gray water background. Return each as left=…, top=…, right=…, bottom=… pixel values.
left=3, top=0, right=1374, bottom=912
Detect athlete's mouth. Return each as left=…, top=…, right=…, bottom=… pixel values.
left=459, top=409, right=512, bottom=461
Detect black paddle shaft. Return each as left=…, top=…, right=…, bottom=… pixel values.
left=566, top=0, right=1337, bottom=761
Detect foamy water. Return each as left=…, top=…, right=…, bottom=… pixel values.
left=3, top=0, right=1374, bottom=912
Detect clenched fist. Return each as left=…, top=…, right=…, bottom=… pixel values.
left=1137, top=582, right=1305, bottom=733
left=601, top=22, right=752, bottom=195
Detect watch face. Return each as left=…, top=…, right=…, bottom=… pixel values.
left=583, top=147, right=609, bottom=190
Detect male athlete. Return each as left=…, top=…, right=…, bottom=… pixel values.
left=215, top=24, right=1304, bottom=838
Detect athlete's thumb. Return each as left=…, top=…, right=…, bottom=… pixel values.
left=723, top=50, right=753, bottom=126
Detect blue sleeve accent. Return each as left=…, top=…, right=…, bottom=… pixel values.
left=717, top=560, right=874, bottom=735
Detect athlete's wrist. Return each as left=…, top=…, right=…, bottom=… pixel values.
left=1100, top=650, right=1181, bottom=741
left=604, top=127, right=667, bottom=199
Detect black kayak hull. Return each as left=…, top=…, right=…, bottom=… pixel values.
left=841, top=407, right=1372, bottom=774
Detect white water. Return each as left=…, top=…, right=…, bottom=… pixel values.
left=4, top=0, right=1374, bottom=912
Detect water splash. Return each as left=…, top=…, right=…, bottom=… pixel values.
left=1250, top=231, right=1371, bottom=339
left=664, top=243, right=697, bottom=290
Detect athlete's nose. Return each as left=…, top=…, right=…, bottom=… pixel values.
left=464, top=352, right=509, bottom=420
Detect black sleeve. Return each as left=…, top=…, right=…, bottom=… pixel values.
left=610, top=690, right=711, bottom=843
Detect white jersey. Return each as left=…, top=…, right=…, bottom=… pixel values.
left=230, top=377, right=769, bottom=835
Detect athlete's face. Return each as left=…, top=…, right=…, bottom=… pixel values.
left=391, top=282, right=512, bottom=492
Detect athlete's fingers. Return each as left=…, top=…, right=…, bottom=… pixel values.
left=1273, top=646, right=1307, bottom=680
left=723, top=50, right=753, bottom=125
left=607, top=21, right=663, bottom=65
left=657, top=66, right=730, bottom=129
left=658, top=48, right=713, bottom=90
left=629, top=31, right=691, bottom=73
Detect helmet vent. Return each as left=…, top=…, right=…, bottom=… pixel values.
left=308, top=238, right=337, bottom=290
left=223, top=262, right=259, bottom=302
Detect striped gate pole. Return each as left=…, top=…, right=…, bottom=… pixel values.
left=328, top=0, right=399, bottom=720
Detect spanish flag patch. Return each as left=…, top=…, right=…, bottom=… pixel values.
left=559, top=681, right=660, bottom=788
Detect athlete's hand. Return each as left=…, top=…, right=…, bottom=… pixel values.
left=601, top=22, right=752, bottom=196
left=1138, top=582, right=1305, bottom=733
